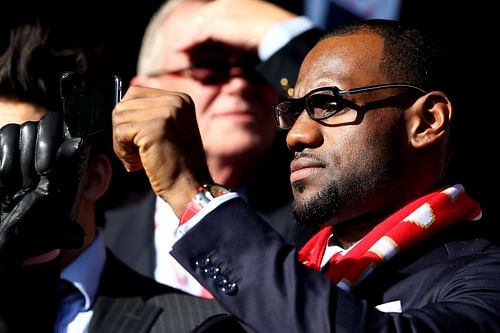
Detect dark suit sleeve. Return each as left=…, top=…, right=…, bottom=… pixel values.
left=171, top=198, right=500, bottom=332
left=256, top=28, right=323, bottom=97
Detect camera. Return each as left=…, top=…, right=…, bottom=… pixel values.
left=60, top=71, right=122, bottom=138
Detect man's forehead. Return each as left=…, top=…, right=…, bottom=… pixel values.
left=161, top=1, right=205, bottom=47
left=295, top=33, right=385, bottom=94
left=309, top=33, right=384, bottom=68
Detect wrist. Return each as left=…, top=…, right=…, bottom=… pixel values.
left=179, top=183, right=231, bottom=226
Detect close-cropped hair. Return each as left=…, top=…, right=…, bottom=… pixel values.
left=324, top=19, right=463, bottom=182
left=325, top=19, right=456, bottom=100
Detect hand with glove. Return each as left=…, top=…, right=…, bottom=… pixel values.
left=0, top=112, right=86, bottom=271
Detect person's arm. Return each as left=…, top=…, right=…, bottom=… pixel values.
left=112, top=86, right=209, bottom=216
left=172, top=0, right=297, bottom=55
left=171, top=199, right=500, bottom=332
left=0, top=113, right=86, bottom=332
left=172, top=0, right=324, bottom=96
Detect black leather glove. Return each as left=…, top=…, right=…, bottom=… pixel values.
left=0, top=112, right=86, bottom=270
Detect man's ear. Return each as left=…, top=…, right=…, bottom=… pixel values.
left=81, top=153, right=112, bottom=201
left=407, top=91, right=452, bottom=149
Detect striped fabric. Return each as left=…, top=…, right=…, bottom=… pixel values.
left=298, top=184, right=482, bottom=291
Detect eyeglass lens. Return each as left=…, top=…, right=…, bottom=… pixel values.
left=275, top=90, right=357, bottom=129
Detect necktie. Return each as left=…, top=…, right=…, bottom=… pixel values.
left=55, top=280, right=85, bottom=333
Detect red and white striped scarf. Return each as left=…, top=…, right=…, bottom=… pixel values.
left=298, top=184, right=482, bottom=291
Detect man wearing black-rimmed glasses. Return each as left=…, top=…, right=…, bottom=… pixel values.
left=274, top=83, right=426, bottom=129
left=112, top=19, right=500, bottom=332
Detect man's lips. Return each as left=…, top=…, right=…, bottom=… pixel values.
left=290, top=157, right=324, bottom=183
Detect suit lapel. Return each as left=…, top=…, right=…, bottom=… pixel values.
left=89, top=295, right=162, bottom=333
left=88, top=250, right=163, bottom=332
left=103, top=192, right=157, bottom=278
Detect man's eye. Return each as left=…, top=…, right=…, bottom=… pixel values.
left=309, top=94, right=339, bottom=116
left=191, top=68, right=226, bottom=84
left=190, top=68, right=214, bottom=80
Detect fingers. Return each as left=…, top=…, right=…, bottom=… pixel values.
left=56, top=137, right=87, bottom=196
left=0, top=124, right=21, bottom=191
left=112, top=86, right=195, bottom=172
left=172, top=0, right=296, bottom=52
left=0, top=113, right=70, bottom=195
left=118, top=85, right=194, bottom=110
left=171, top=3, right=222, bottom=51
left=55, top=137, right=88, bottom=236
left=0, top=113, right=87, bottom=261
left=20, top=122, right=38, bottom=190
left=56, top=138, right=85, bottom=165
left=119, top=85, right=173, bottom=102
left=35, top=112, right=64, bottom=174
left=111, top=86, right=210, bottom=212
left=111, top=119, right=142, bottom=172
left=112, top=87, right=153, bottom=172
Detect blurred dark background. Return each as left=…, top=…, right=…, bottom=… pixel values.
left=1, top=0, right=497, bottom=238
left=0, top=0, right=305, bottom=86
left=0, top=0, right=165, bottom=89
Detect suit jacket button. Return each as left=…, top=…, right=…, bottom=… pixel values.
left=214, top=274, right=229, bottom=287
left=195, top=256, right=211, bottom=269
left=206, top=265, right=221, bottom=278
left=280, top=77, right=289, bottom=88
left=222, top=282, right=238, bottom=295
left=214, top=275, right=238, bottom=295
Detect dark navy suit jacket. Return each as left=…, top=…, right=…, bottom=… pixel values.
left=171, top=198, right=500, bottom=332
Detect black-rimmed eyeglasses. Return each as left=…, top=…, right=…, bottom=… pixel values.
left=273, top=83, right=427, bottom=130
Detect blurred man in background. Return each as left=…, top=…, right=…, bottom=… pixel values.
left=103, top=0, right=318, bottom=298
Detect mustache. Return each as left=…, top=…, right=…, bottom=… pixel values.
left=292, top=152, right=325, bottom=164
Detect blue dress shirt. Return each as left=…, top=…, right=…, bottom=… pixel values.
left=55, top=234, right=106, bottom=333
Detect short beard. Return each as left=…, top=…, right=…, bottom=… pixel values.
left=292, top=180, right=339, bottom=227
left=292, top=125, right=403, bottom=228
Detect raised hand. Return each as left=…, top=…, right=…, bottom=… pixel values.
left=112, top=86, right=211, bottom=217
left=172, top=0, right=296, bottom=53
left=0, top=112, right=86, bottom=270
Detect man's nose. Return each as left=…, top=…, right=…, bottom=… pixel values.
left=286, top=112, right=324, bottom=152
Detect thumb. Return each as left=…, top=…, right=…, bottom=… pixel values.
left=56, top=137, right=90, bottom=217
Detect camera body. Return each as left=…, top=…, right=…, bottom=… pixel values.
left=60, top=71, right=122, bottom=138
